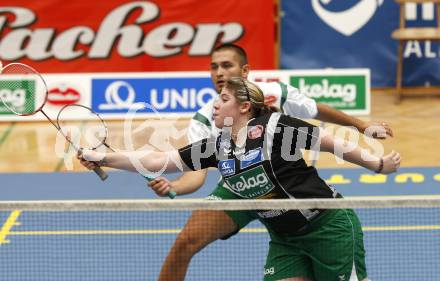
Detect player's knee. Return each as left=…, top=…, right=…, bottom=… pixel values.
left=173, top=230, right=207, bottom=256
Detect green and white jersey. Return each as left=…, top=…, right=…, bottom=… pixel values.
left=187, top=82, right=318, bottom=143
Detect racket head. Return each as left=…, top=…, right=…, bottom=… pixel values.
left=56, top=104, right=109, bottom=151
left=0, top=63, right=48, bottom=116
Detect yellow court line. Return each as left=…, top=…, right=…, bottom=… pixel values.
left=0, top=210, right=22, bottom=244
left=363, top=225, right=440, bottom=231
left=10, top=229, right=181, bottom=236
left=6, top=225, right=440, bottom=237
left=240, top=228, right=268, bottom=233
left=243, top=226, right=440, bottom=233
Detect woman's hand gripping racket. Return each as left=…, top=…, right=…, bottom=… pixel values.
left=57, top=104, right=177, bottom=199
left=0, top=63, right=108, bottom=180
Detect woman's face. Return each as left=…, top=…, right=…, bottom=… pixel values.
left=213, top=87, right=242, bottom=128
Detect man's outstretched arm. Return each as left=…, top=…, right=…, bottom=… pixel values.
left=315, top=103, right=393, bottom=139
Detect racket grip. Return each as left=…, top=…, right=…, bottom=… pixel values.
left=167, top=190, right=177, bottom=199
left=93, top=166, right=109, bottom=181
left=142, top=175, right=176, bottom=199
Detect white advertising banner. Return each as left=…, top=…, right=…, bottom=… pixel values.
left=0, top=69, right=370, bottom=122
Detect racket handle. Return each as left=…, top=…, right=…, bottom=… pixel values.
left=142, top=175, right=176, bottom=199
left=167, top=190, right=177, bottom=199
left=93, top=166, right=109, bottom=181
left=77, top=148, right=108, bottom=181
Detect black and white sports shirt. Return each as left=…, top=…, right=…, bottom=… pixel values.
left=178, top=112, right=340, bottom=235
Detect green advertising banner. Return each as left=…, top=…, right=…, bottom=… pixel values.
left=0, top=80, right=35, bottom=115
left=249, top=69, right=370, bottom=116
left=290, top=73, right=369, bottom=115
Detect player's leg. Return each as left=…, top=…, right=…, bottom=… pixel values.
left=158, top=181, right=256, bottom=281
left=158, top=210, right=237, bottom=281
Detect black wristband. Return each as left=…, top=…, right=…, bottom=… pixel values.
left=375, top=158, right=384, bottom=173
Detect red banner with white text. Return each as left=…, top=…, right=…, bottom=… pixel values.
left=0, top=0, right=276, bottom=72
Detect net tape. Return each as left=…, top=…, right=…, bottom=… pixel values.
left=1, top=196, right=440, bottom=212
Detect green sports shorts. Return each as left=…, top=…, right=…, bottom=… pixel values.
left=207, top=179, right=256, bottom=239
left=263, top=209, right=367, bottom=281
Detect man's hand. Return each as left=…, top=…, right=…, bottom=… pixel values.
left=315, top=104, right=394, bottom=140
left=362, top=121, right=393, bottom=139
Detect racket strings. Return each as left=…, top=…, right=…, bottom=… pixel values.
left=0, top=63, right=110, bottom=181
left=57, top=105, right=109, bottom=151
left=0, top=63, right=48, bottom=116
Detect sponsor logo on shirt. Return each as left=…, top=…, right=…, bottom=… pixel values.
left=205, top=195, right=222, bottom=200
left=225, top=166, right=275, bottom=198
left=257, top=209, right=288, bottom=219
left=264, top=267, right=275, bottom=276
left=233, top=146, right=246, bottom=157
left=247, top=125, right=264, bottom=139
left=218, top=159, right=235, bottom=176
left=240, top=148, right=263, bottom=169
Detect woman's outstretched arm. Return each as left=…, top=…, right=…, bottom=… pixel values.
left=317, top=128, right=401, bottom=174
left=78, top=149, right=188, bottom=174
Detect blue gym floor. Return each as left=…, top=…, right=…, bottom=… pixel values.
left=1, top=167, right=439, bottom=280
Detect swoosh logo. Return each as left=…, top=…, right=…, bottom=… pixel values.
left=312, top=0, right=383, bottom=36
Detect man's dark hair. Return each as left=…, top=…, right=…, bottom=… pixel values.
left=212, top=43, right=248, bottom=66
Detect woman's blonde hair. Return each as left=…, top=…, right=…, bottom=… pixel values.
left=224, top=77, right=280, bottom=117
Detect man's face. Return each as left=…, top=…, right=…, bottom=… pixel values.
left=210, top=49, right=248, bottom=93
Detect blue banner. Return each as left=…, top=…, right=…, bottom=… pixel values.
left=91, top=77, right=216, bottom=114
left=281, top=0, right=440, bottom=87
